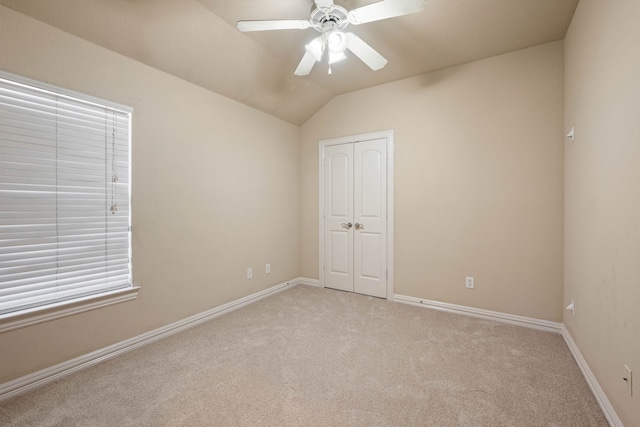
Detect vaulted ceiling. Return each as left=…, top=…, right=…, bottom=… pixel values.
left=0, top=0, right=579, bottom=125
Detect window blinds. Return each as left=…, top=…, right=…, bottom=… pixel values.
left=0, top=75, right=132, bottom=316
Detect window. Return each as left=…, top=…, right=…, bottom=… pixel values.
left=0, top=72, right=135, bottom=325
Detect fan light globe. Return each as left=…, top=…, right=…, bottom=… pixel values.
left=305, top=37, right=324, bottom=61
left=327, top=31, right=347, bottom=53
left=329, top=52, right=347, bottom=64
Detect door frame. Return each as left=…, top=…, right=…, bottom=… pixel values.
left=318, top=130, right=395, bottom=300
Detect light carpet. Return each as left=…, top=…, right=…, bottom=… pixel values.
left=0, top=285, right=608, bottom=426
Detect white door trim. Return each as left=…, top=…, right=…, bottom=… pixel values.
left=318, top=130, right=395, bottom=300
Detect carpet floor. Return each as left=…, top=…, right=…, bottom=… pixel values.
left=0, top=285, right=608, bottom=426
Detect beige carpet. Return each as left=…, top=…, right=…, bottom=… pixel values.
left=0, top=285, right=608, bottom=426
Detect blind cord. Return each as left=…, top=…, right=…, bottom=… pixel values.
left=55, top=97, right=60, bottom=300
left=111, top=111, right=118, bottom=214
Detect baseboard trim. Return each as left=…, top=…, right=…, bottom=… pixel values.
left=394, top=294, right=562, bottom=333
left=0, top=278, right=301, bottom=402
left=561, top=325, right=622, bottom=427
left=297, top=277, right=321, bottom=287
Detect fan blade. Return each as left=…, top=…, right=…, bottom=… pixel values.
left=348, top=0, right=426, bottom=25
left=237, top=20, right=310, bottom=32
left=295, top=51, right=318, bottom=76
left=346, top=32, right=388, bottom=71
left=315, top=0, right=334, bottom=8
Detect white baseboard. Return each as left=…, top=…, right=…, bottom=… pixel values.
left=0, top=278, right=302, bottom=402
left=297, top=277, right=321, bottom=287
left=394, top=294, right=562, bottom=333
left=561, top=325, right=622, bottom=427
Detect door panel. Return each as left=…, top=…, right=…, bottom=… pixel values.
left=329, top=153, right=350, bottom=217
left=323, top=144, right=353, bottom=292
left=360, top=232, right=382, bottom=278
left=353, top=139, right=387, bottom=298
left=329, top=231, right=349, bottom=275
left=360, top=149, right=382, bottom=218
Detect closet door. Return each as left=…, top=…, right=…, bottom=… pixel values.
left=353, top=139, right=387, bottom=298
left=323, top=143, right=354, bottom=293
left=322, top=139, right=387, bottom=298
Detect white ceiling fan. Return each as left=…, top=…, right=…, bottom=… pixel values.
left=236, top=0, right=427, bottom=76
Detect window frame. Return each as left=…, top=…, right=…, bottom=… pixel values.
left=0, top=71, right=138, bottom=333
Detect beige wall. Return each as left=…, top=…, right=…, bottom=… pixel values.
left=0, top=6, right=300, bottom=383
left=5, top=5, right=638, bottom=423
left=301, top=42, right=564, bottom=322
left=564, top=0, right=640, bottom=424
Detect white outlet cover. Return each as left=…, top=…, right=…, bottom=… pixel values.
left=466, top=277, right=474, bottom=289
left=247, top=268, right=253, bottom=279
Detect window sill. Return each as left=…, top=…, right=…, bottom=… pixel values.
left=0, top=287, right=141, bottom=334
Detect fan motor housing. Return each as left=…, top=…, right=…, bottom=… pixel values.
left=310, top=5, right=349, bottom=31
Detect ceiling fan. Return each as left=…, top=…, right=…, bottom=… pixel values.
left=236, top=0, right=427, bottom=76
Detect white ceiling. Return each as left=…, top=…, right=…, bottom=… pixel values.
left=0, top=0, right=579, bottom=125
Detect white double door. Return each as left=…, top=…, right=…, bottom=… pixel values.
left=322, top=138, right=387, bottom=298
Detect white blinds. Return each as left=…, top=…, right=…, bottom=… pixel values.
left=0, top=74, right=132, bottom=316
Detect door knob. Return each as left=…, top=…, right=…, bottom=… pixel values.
left=341, top=222, right=353, bottom=229
left=355, top=223, right=364, bottom=230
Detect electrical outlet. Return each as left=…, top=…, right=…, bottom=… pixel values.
left=465, top=277, right=474, bottom=289
left=246, top=268, right=253, bottom=279
left=624, top=365, right=632, bottom=397
left=266, top=263, right=271, bottom=274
